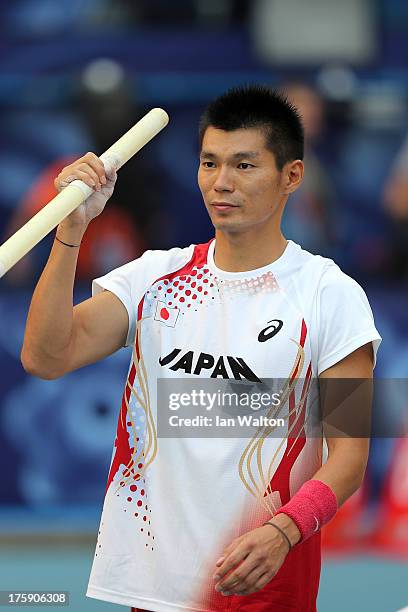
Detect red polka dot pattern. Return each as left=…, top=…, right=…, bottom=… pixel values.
left=143, top=265, right=219, bottom=317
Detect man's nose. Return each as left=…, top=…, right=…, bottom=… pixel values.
left=213, top=166, right=234, bottom=192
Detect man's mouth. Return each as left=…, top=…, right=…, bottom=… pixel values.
left=211, top=202, right=238, bottom=212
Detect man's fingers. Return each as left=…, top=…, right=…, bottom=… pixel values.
left=229, top=569, right=274, bottom=596
left=231, top=564, right=270, bottom=595
left=214, top=547, right=249, bottom=583
left=215, top=540, right=239, bottom=568
left=67, top=169, right=100, bottom=191
left=83, top=152, right=107, bottom=184
left=76, top=163, right=102, bottom=189
left=55, top=152, right=108, bottom=194
left=254, top=570, right=274, bottom=591
left=55, top=173, right=76, bottom=192
left=57, top=167, right=100, bottom=192
left=216, top=552, right=259, bottom=592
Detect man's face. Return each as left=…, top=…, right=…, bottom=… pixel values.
left=198, top=126, right=290, bottom=234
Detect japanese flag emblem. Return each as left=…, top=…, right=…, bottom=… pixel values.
left=154, top=300, right=180, bottom=327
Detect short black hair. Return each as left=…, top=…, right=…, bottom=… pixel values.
left=199, top=84, right=304, bottom=170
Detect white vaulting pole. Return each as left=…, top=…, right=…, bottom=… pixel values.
left=0, top=108, right=169, bottom=278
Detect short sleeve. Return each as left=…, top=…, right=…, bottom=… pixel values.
left=92, top=250, right=155, bottom=348
left=91, top=245, right=195, bottom=348
left=315, top=265, right=382, bottom=375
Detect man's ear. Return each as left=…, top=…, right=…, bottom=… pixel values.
left=282, top=160, right=304, bottom=195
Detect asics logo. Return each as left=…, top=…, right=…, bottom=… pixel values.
left=258, top=319, right=283, bottom=342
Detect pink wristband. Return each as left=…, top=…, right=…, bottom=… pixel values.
left=276, top=479, right=338, bottom=542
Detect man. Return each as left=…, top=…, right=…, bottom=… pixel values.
left=21, top=85, right=381, bottom=611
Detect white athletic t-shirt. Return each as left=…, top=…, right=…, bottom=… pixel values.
left=86, top=239, right=381, bottom=612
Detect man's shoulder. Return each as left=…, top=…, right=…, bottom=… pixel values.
left=292, top=242, right=333, bottom=270
left=290, top=243, right=364, bottom=298
left=101, top=239, right=213, bottom=284
left=137, top=239, right=212, bottom=274
left=289, top=242, right=334, bottom=281
left=92, top=240, right=213, bottom=304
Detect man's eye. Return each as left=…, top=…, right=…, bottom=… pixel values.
left=202, top=161, right=215, bottom=168
left=238, top=163, right=254, bottom=169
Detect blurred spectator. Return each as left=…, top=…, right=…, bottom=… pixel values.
left=280, top=82, right=337, bottom=256
left=383, top=133, right=408, bottom=278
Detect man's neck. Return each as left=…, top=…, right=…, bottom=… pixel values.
left=213, top=228, right=288, bottom=273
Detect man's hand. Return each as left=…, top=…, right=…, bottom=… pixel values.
left=54, top=152, right=117, bottom=230
left=212, top=523, right=292, bottom=597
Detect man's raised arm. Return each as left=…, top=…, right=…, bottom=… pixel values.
left=21, top=153, right=129, bottom=379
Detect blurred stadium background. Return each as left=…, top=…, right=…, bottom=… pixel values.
left=0, top=1, right=407, bottom=610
